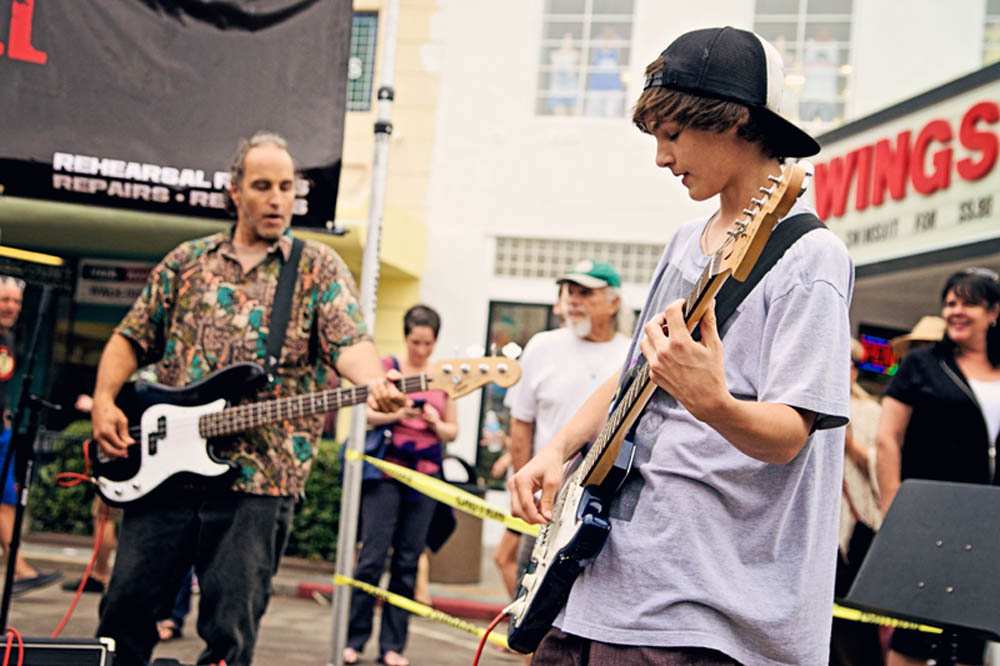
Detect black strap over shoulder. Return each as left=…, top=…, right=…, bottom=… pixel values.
left=708, top=212, right=826, bottom=337
left=266, top=237, right=304, bottom=379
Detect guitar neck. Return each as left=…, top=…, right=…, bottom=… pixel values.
left=572, top=166, right=802, bottom=487
left=575, top=256, right=731, bottom=486
left=198, top=375, right=428, bottom=438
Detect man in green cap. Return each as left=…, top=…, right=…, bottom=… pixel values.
left=502, top=259, right=631, bottom=581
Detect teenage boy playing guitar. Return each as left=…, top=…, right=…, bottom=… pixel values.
left=509, top=27, right=853, bottom=666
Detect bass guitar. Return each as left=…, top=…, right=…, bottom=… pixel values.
left=506, top=163, right=808, bottom=653
left=90, top=357, right=521, bottom=506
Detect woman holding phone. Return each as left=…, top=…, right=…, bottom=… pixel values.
left=344, top=304, right=458, bottom=666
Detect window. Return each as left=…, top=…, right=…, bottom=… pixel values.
left=475, top=302, right=561, bottom=488
left=347, top=12, right=378, bottom=112
left=986, top=0, right=1000, bottom=65
left=536, top=0, right=636, bottom=118
left=495, top=236, right=662, bottom=285
left=754, top=0, right=854, bottom=132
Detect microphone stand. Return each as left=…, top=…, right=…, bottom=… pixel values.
left=0, top=284, right=59, bottom=630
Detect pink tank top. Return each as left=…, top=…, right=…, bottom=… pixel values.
left=381, top=356, right=448, bottom=476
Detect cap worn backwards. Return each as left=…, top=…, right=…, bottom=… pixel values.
left=643, top=26, right=820, bottom=158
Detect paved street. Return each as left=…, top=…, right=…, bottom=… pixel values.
left=8, top=582, right=521, bottom=665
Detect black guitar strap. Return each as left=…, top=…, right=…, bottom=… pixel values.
left=695, top=212, right=826, bottom=341
left=265, top=237, right=304, bottom=381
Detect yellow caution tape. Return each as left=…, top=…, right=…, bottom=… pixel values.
left=333, top=575, right=509, bottom=649
left=832, top=603, right=942, bottom=633
left=345, top=449, right=540, bottom=537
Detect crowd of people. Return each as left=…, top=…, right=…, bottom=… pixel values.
left=0, top=24, right=997, bottom=666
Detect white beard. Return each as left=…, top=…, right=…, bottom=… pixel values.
left=567, top=317, right=592, bottom=339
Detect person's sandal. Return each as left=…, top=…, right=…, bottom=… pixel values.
left=342, top=647, right=360, bottom=665
left=156, top=620, right=182, bottom=642
left=12, top=571, right=63, bottom=597
left=378, top=650, right=410, bottom=666
left=61, top=577, right=106, bottom=594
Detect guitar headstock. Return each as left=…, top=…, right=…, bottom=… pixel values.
left=425, top=357, right=522, bottom=399
left=718, top=162, right=808, bottom=282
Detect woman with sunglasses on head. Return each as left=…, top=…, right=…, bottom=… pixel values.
left=876, top=267, right=1000, bottom=666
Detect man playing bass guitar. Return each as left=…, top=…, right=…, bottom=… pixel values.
left=91, top=132, right=405, bottom=666
left=509, top=27, right=853, bottom=666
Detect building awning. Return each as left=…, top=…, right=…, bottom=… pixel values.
left=0, top=196, right=425, bottom=280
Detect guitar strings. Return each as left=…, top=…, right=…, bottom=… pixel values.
left=115, top=376, right=430, bottom=441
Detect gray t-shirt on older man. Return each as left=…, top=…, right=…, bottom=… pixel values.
left=557, top=201, right=854, bottom=666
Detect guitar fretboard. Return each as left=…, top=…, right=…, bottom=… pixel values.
left=197, top=375, right=428, bottom=438
left=572, top=243, right=731, bottom=487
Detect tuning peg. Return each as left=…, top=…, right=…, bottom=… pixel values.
left=501, top=341, right=523, bottom=360
left=758, top=185, right=775, bottom=196
left=742, top=208, right=756, bottom=217
left=751, top=197, right=766, bottom=207
left=767, top=174, right=783, bottom=184
left=489, top=342, right=497, bottom=356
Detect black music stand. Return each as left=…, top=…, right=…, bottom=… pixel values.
left=843, top=479, right=1000, bottom=664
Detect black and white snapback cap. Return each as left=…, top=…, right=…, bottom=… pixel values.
left=644, top=26, right=820, bottom=158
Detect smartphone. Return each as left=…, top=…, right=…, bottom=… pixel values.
left=412, top=398, right=426, bottom=409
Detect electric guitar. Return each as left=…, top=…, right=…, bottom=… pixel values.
left=89, top=357, right=521, bottom=506
left=506, top=164, right=809, bottom=653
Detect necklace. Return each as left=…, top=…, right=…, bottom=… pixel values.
left=699, top=211, right=723, bottom=256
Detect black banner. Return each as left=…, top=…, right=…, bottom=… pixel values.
left=0, top=0, right=352, bottom=229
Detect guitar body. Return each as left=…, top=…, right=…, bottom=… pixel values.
left=89, top=363, right=267, bottom=507
left=86, top=356, right=522, bottom=507
left=507, top=398, right=639, bottom=653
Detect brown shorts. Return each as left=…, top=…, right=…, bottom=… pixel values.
left=91, top=495, right=123, bottom=522
left=531, top=628, right=741, bottom=666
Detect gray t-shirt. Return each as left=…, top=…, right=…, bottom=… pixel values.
left=557, top=201, right=854, bottom=666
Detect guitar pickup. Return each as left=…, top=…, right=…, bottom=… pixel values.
left=148, top=416, right=167, bottom=455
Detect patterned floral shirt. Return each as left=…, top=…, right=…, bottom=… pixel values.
left=116, top=227, right=368, bottom=497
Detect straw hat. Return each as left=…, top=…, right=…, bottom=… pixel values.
left=890, top=316, right=946, bottom=358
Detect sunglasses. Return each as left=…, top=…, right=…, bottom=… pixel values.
left=960, top=267, right=1000, bottom=282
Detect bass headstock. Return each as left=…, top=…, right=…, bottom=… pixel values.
left=425, top=357, right=522, bottom=399
left=717, top=162, right=808, bottom=282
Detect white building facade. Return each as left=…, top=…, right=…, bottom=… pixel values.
left=413, top=0, right=1000, bottom=503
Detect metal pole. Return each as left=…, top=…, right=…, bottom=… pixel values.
left=329, top=0, right=401, bottom=662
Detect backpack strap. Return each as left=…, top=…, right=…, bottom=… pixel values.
left=704, top=212, right=826, bottom=339
left=265, top=237, right=304, bottom=381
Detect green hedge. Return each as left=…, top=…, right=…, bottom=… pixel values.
left=29, top=420, right=94, bottom=536
left=284, top=440, right=343, bottom=561
left=28, top=423, right=344, bottom=561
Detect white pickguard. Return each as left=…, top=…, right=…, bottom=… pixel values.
left=512, top=481, right=585, bottom=620
left=96, top=399, right=230, bottom=503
